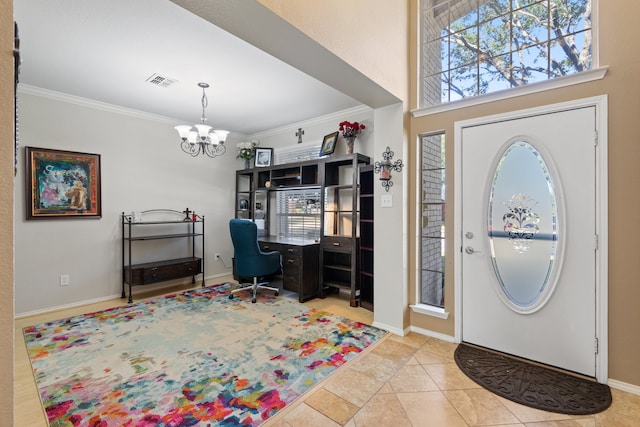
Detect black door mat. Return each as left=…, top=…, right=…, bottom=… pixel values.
left=454, top=343, right=612, bottom=415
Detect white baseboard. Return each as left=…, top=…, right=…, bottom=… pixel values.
left=371, top=322, right=456, bottom=345
left=15, top=273, right=231, bottom=319
left=409, top=325, right=456, bottom=343
left=608, top=379, right=640, bottom=396
left=371, top=321, right=404, bottom=336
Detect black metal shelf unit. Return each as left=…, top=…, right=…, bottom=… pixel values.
left=121, top=209, right=205, bottom=303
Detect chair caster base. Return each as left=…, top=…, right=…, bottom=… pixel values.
left=252, top=298, right=256, bottom=303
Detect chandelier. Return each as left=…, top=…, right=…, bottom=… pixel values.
left=174, top=82, right=228, bottom=158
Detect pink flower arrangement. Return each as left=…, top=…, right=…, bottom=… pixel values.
left=339, top=121, right=366, bottom=138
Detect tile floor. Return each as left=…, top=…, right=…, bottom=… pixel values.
left=264, top=332, right=640, bottom=426
left=14, top=277, right=640, bottom=426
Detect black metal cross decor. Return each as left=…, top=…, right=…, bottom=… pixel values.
left=296, top=128, right=305, bottom=144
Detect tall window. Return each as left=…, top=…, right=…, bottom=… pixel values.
left=420, top=0, right=593, bottom=107
left=421, top=133, right=446, bottom=307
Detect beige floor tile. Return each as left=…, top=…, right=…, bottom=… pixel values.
left=304, top=388, right=359, bottom=425
left=495, top=395, right=573, bottom=423
left=348, top=350, right=404, bottom=383
left=414, top=347, right=452, bottom=365
left=405, top=356, right=421, bottom=365
left=572, top=419, right=597, bottom=427
left=594, top=410, right=640, bottom=427
left=420, top=336, right=458, bottom=359
left=387, top=331, right=430, bottom=349
left=270, top=403, right=341, bottom=427
left=353, top=393, right=413, bottom=427
left=323, top=367, right=385, bottom=407
left=444, top=388, right=521, bottom=425
left=389, top=363, right=440, bottom=393
left=370, top=338, right=419, bottom=365
left=524, top=420, right=594, bottom=426
left=605, top=388, right=640, bottom=420
left=398, top=391, right=469, bottom=426
left=423, top=362, right=482, bottom=390
left=377, top=382, right=395, bottom=394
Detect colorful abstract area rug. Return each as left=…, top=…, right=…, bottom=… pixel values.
left=24, top=283, right=386, bottom=426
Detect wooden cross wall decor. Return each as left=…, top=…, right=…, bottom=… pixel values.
left=296, top=128, right=305, bottom=144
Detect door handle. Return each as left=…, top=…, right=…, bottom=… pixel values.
left=465, top=246, right=480, bottom=254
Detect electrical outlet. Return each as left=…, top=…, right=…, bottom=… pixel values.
left=215, top=253, right=221, bottom=260
left=60, top=274, right=70, bottom=286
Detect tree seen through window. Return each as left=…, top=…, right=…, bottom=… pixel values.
left=421, top=0, right=592, bottom=106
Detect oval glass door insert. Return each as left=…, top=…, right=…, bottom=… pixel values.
left=488, top=140, right=559, bottom=311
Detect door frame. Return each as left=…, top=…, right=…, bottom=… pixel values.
left=453, top=95, right=608, bottom=382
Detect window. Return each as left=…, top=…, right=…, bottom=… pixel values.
left=274, top=189, right=321, bottom=240
left=420, top=0, right=593, bottom=107
left=420, top=133, right=446, bottom=308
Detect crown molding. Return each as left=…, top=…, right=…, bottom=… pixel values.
left=250, top=104, right=372, bottom=139
left=17, top=84, right=178, bottom=125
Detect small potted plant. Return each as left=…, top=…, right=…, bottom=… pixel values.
left=236, top=140, right=259, bottom=168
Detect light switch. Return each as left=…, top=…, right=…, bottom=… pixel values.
left=381, top=194, right=393, bottom=207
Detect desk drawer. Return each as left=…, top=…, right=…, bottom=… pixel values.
left=126, top=258, right=201, bottom=285
left=143, top=260, right=200, bottom=284
left=259, top=242, right=281, bottom=253
left=282, top=255, right=300, bottom=272
left=281, top=245, right=302, bottom=257
left=321, top=237, right=353, bottom=253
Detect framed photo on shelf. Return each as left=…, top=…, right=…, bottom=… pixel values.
left=25, top=147, right=102, bottom=220
left=254, top=147, right=273, bottom=167
left=320, top=131, right=339, bottom=157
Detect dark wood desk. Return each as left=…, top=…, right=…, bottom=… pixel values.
left=258, top=237, right=320, bottom=303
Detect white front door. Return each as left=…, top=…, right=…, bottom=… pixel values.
left=458, top=101, right=605, bottom=378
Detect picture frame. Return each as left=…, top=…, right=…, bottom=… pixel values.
left=254, top=147, right=273, bottom=167
left=25, top=147, right=102, bottom=220
left=320, top=131, right=339, bottom=157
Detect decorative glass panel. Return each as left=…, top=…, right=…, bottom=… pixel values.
left=488, top=141, right=558, bottom=309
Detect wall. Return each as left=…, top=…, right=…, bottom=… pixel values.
left=257, top=0, right=408, bottom=103
left=14, top=90, right=243, bottom=315
left=0, top=0, right=14, bottom=423
left=408, top=0, right=640, bottom=388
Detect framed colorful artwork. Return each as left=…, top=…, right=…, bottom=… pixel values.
left=25, top=147, right=102, bottom=219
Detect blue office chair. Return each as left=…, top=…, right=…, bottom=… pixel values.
left=229, top=219, right=281, bottom=303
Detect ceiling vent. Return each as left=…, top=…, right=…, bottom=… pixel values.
left=146, top=73, right=177, bottom=88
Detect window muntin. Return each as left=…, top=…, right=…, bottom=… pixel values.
left=421, top=0, right=593, bottom=107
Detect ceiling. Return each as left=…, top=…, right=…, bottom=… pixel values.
left=13, top=0, right=368, bottom=136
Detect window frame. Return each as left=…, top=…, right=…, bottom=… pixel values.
left=416, top=0, right=603, bottom=115
left=411, top=131, right=450, bottom=319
